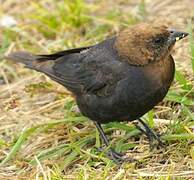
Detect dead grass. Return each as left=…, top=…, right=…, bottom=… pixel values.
left=0, top=0, right=194, bottom=179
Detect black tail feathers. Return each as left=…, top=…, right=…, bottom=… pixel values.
left=6, top=51, right=57, bottom=75
left=6, top=51, right=42, bottom=68
left=6, top=46, right=91, bottom=72
left=6, top=46, right=91, bottom=67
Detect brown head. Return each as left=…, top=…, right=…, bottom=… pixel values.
left=114, top=23, right=188, bottom=66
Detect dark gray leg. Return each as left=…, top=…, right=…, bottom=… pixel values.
left=136, top=118, right=163, bottom=149
left=93, top=121, right=124, bottom=162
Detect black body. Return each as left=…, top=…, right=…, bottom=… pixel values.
left=9, top=38, right=175, bottom=123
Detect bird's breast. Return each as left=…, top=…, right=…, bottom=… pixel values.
left=142, top=55, right=175, bottom=90
left=76, top=55, right=175, bottom=123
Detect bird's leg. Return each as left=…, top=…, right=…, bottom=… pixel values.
left=134, top=123, right=153, bottom=143
left=135, top=123, right=155, bottom=150
left=136, top=118, right=163, bottom=149
left=93, top=121, right=123, bottom=162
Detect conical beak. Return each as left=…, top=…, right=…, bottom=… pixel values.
left=168, top=29, right=189, bottom=45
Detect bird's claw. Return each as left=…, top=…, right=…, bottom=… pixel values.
left=97, top=147, right=134, bottom=163
left=109, top=149, right=135, bottom=163
left=147, top=132, right=164, bottom=150
left=108, top=149, right=124, bottom=163
left=135, top=120, right=164, bottom=150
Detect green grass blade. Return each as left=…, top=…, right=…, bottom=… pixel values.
left=175, top=70, right=191, bottom=90
left=0, top=117, right=87, bottom=165
left=166, top=90, right=194, bottom=106
left=29, top=144, right=70, bottom=165
left=182, top=105, right=194, bottom=121
left=163, top=133, right=194, bottom=141
left=0, top=126, right=39, bottom=166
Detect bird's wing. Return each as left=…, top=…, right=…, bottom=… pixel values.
left=7, top=38, right=126, bottom=96
left=51, top=46, right=126, bottom=96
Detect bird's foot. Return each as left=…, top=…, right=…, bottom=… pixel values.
left=135, top=121, right=164, bottom=150
left=145, top=131, right=164, bottom=150
left=108, top=149, right=124, bottom=163
left=109, top=149, right=135, bottom=163
left=93, top=121, right=134, bottom=163
left=97, top=147, right=134, bottom=163
left=96, top=147, right=123, bottom=162
left=97, top=147, right=123, bottom=157
left=147, top=131, right=164, bottom=150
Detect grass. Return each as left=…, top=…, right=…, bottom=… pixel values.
left=0, top=0, right=194, bottom=179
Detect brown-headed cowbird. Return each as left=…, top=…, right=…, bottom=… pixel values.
left=7, top=23, right=188, bottom=162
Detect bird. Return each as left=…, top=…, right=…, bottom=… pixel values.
left=7, top=23, right=188, bottom=162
